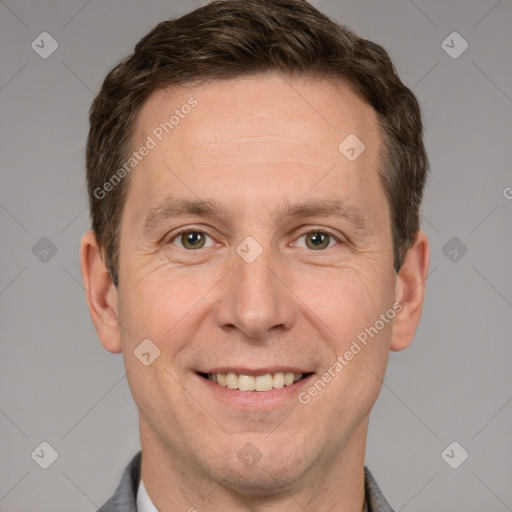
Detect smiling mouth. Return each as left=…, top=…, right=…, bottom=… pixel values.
left=197, top=371, right=312, bottom=392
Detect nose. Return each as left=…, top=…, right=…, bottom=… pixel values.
left=213, top=242, right=297, bottom=340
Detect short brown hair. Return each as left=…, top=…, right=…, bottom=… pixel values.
left=86, top=0, right=428, bottom=287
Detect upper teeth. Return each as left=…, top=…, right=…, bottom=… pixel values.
left=208, top=372, right=302, bottom=392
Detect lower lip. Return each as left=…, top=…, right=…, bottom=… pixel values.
left=196, top=373, right=314, bottom=410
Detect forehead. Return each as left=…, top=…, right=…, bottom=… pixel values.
left=134, top=73, right=379, bottom=161
left=126, top=73, right=384, bottom=224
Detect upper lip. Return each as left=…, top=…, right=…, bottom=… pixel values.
left=198, top=367, right=313, bottom=376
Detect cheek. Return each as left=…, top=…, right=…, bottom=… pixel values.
left=123, top=357, right=195, bottom=451
left=117, top=267, right=218, bottom=386
left=300, top=272, right=394, bottom=429
left=305, top=264, right=395, bottom=345
left=324, top=270, right=395, bottom=398
left=119, top=265, right=198, bottom=336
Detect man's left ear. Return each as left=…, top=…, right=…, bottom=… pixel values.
left=391, top=230, right=430, bottom=352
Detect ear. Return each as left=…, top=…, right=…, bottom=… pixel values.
left=80, top=230, right=122, bottom=353
left=391, top=230, right=430, bottom=352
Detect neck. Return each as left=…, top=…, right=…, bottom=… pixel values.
left=139, top=417, right=368, bottom=512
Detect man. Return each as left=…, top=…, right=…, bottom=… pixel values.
left=80, top=0, right=430, bottom=510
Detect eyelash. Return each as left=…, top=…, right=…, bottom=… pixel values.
left=166, top=227, right=342, bottom=250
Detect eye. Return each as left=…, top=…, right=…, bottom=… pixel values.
left=294, top=230, right=340, bottom=250
left=167, top=228, right=340, bottom=251
left=169, top=229, right=215, bottom=250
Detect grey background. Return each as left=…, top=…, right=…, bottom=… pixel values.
left=1, top=0, right=511, bottom=510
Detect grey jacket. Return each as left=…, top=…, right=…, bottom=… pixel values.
left=98, top=451, right=395, bottom=512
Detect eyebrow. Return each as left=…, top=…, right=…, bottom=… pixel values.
left=141, top=197, right=228, bottom=235
left=269, top=198, right=369, bottom=231
left=140, top=196, right=370, bottom=236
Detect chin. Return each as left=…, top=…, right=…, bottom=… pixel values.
left=221, top=460, right=305, bottom=496
left=205, top=435, right=314, bottom=496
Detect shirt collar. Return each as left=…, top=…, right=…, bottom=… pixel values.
left=137, top=478, right=160, bottom=512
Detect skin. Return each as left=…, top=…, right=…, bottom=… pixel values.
left=81, top=73, right=429, bottom=512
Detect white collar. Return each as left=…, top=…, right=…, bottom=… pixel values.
left=137, top=478, right=160, bottom=512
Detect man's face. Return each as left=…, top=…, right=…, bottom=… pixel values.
left=116, top=74, right=398, bottom=491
